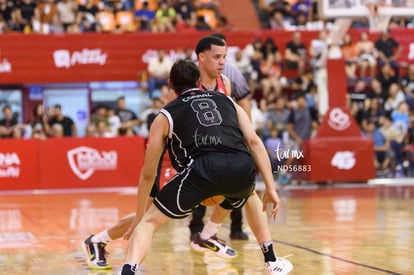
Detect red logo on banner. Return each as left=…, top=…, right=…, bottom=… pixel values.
left=67, top=146, right=117, bottom=180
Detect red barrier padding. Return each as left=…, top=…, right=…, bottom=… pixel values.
left=297, top=107, right=375, bottom=182
left=0, top=137, right=145, bottom=190
left=301, top=137, right=375, bottom=182
left=0, top=139, right=39, bottom=190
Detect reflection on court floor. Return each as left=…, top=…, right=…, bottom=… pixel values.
left=0, top=184, right=412, bottom=275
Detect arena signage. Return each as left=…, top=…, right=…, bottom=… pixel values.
left=1, top=29, right=413, bottom=84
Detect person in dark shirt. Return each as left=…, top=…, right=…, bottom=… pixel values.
left=120, top=59, right=292, bottom=275
left=376, top=62, right=399, bottom=102
left=374, top=30, right=402, bottom=77
left=0, top=104, right=20, bottom=138
left=47, top=104, right=77, bottom=137
left=284, top=31, right=307, bottom=75
left=115, top=96, right=142, bottom=135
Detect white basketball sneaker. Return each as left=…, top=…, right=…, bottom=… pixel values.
left=190, top=233, right=237, bottom=259
left=265, top=256, right=293, bottom=275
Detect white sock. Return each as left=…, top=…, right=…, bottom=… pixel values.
left=200, top=219, right=221, bottom=240
left=91, top=229, right=112, bottom=243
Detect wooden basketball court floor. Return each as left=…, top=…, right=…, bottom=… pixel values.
left=0, top=182, right=413, bottom=275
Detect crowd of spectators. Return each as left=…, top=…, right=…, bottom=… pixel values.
left=0, top=0, right=230, bottom=34
left=2, top=0, right=414, bottom=34
left=256, top=0, right=414, bottom=31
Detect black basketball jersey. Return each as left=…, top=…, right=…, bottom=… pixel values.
left=160, top=88, right=250, bottom=172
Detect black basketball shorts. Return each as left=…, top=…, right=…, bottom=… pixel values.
left=153, top=151, right=256, bottom=219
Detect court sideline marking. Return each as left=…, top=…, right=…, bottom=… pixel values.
left=274, top=239, right=403, bottom=275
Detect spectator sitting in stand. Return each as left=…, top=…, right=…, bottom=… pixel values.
left=152, top=1, right=176, bottom=32
left=134, top=1, right=156, bottom=31
left=194, top=14, right=211, bottom=30
left=384, top=83, right=406, bottom=113
left=348, top=79, right=370, bottom=109
left=361, top=96, right=386, bottom=131
left=376, top=62, right=398, bottom=103
left=400, top=63, right=414, bottom=110
left=265, top=126, right=283, bottom=171
left=50, top=123, right=64, bottom=138
left=115, top=96, right=142, bottom=135
left=380, top=114, right=405, bottom=177
left=47, top=104, right=77, bottom=137
left=0, top=104, right=22, bottom=138
left=284, top=31, right=307, bottom=76
left=363, top=120, right=391, bottom=177
left=139, top=96, right=165, bottom=138
left=29, top=103, right=50, bottom=139
left=147, top=48, right=172, bottom=99
left=374, top=29, right=402, bottom=78
left=341, top=32, right=358, bottom=80
left=355, top=31, right=377, bottom=79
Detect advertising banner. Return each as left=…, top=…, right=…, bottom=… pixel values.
left=1, top=29, right=413, bottom=84
left=0, top=137, right=145, bottom=191
left=38, top=136, right=145, bottom=189
left=0, top=139, right=39, bottom=190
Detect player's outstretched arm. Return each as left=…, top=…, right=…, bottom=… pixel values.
left=234, top=103, right=281, bottom=220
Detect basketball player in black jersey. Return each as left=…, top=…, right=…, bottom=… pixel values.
left=120, top=60, right=292, bottom=275
left=189, top=34, right=250, bottom=241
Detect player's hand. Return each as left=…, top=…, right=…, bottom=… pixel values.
left=262, top=189, right=281, bottom=220
left=123, top=217, right=140, bottom=241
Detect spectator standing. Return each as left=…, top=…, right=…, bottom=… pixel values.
left=48, top=104, right=77, bottom=137
left=147, top=48, right=172, bottom=99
